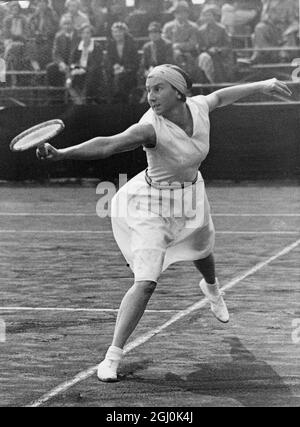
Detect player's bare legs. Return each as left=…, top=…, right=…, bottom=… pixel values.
left=97, top=281, right=156, bottom=382
left=112, top=281, right=157, bottom=349
left=194, top=254, right=229, bottom=324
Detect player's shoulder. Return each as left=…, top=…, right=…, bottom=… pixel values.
left=124, top=122, right=156, bottom=148
left=189, top=95, right=210, bottom=113
left=138, top=109, right=158, bottom=147
left=139, top=107, right=156, bottom=124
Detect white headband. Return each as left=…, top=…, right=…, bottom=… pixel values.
left=147, top=65, right=188, bottom=95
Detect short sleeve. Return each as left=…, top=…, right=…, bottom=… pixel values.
left=139, top=108, right=154, bottom=126
left=190, top=95, right=210, bottom=115
left=139, top=108, right=158, bottom=151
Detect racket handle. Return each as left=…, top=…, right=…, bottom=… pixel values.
left=38, top=143, right=48, bottom=157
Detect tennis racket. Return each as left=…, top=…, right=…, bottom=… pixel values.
left=10, top=119, right=65, bottom=153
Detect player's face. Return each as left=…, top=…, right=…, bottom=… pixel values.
left=146, top=77, right=179, bottom=116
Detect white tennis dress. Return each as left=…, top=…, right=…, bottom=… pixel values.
left=111, top=95, right=215, bottom=283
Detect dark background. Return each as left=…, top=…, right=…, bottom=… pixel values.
left=0, top=103, right=299, bottom=181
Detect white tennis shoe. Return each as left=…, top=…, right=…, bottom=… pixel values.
left=97, top=360, right=119, bottom=383
left=200, top=279, right=230, bottom=324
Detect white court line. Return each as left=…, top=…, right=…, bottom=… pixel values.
left=0, top=307, right=177, bottom=314
left=26, top=238, right=300, bottom=408
left=213, top=214, right=300, bottom=217
left=217, top=232, right=299, bottom=235
left=0, top=213, right=299, bottom=217
left=0, top=213, right=96, bottom=217
left=0, top=230, right=299, bottom=235
left=0, top=230, right=110, bottom=235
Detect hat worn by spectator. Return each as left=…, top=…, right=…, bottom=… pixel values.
left=148, top=22, right=162, bottom=33
left=172, top=1, right=190, bottom=14
left=201, top=4, right=221, bottom=19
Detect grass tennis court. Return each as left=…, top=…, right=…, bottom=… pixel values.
left=0, top=183, right=299, bottom=407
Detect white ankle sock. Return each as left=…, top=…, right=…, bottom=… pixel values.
left=205, top=279, right=220, bottom=296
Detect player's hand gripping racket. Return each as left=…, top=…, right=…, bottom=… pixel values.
left=10, top=119, right=65, bottom=161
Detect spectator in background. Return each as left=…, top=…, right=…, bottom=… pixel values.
left=106, top=0, right=127, bottom=34
left=198, top=1, right=222, bottom=25
left=90, top=0, right=108, bottom=36
left=68, top=24, right=104, bottom=104
left=142, top=22, right=174, bottom=75
left=198, top=4, right=235, bottom=83
left=221, top=2, right=236, bottom=34
left=0, top=2, right=7, bottom=18
left=28, top=0, right=58, bottom=70
left=221, top=1, right=260, bottom=38
left=3, top=2, right=30, bottom=77
left=0, top=2, right=8, bottom=39
left=279, top=0, right=299, bottom=52
left=106, top=22, right=139, bottom=103
left=127, top=0, right=163, bottom=38
left=251, top=0, right=298, bottom=63
left=47, top=15, right=79, bottom=86
left=80, top=0, right=93, bottom=17
left=62, top=0, right=90, bottom=32
left=165, top=0, right=199, bottom=22
left=51, top=0, right=67, bottom=17
left=4, top=43, right=32, bottom=84
left=126, top=0, right=153, bottom=38
left=138, top=21, right=174, bottom=103
left=162, top=1, right=199, bottom=75
left=3, top=1, right=29, bottom=45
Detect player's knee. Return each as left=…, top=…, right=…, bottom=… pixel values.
left=135, top=281, right=157, bottom=295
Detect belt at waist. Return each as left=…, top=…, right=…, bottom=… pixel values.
left=145, top=169, right=199, bottom=190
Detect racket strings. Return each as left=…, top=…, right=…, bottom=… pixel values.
left=10, top=120, right=65, bottom=152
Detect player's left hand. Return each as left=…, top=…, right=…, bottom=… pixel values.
left=261, top=78, right=292, bottom=98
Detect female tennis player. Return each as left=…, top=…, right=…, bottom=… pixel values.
left=37, top=65, right=292, bottom=382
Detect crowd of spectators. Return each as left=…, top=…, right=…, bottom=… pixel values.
left=0, top=0, right=299, bottom=104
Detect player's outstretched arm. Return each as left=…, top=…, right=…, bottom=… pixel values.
left=206, top=79, right=292, bottom=112
left=36, top=123, right=156, bottom=161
